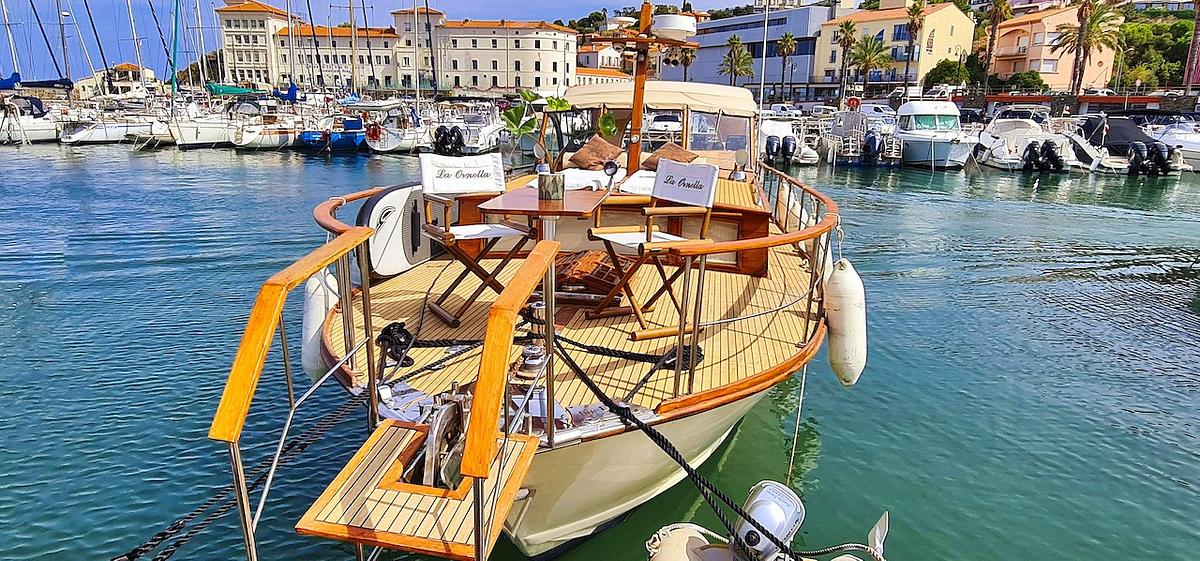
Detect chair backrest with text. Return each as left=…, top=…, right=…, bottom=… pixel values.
left=651, top=158, right=719, bottom=209
left=419, top=153, right=507, bottom=195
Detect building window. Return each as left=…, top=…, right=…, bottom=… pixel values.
left=492, top=39, right=497, bottom=48
left=324, top=55, right=330, bottom=63
left=472, top=75, right=478, bottom=87
left=515, top=60, right=521, bottom=71
left=552, top=61, right=557, bottom=72
left=376, top=55, right=381, bottom=64
left=492, top=60, right=498, bottom=70
left=341, top=55, right=347, bottom=64
left=384, top=55, right=390, bottom=64
left=552, top=77, right=557, bottom=85
left=383, top=41, right=388, bottom=48
left=452, top=59, right=459, bottom=70
left=454, top=75, right=461, bottom=87
left=332, top=40, right=337, bottom=47
left=403, top=56, right=410, bottom=66
left=358, top=55, right=364, bottom=64
left=552, top=41, right=557, bottom=49
left=452, top=39, right=458, bottom=48
left=1041, top=59, right=1058, bottom=73
left=514, top=39, right=520, bottom=48
left=515, top=76, right=521, bottom=87
left=535, top=60, right=541, bottom=71
left=492, top=76, right=498, bottom=87
left=535, top=76, right=541, bottom=87
left=892, top=24, right=908, bottom=42
left=472, top=60, right=478, bottom=70
left=829, top=49, right=836, bottom=64
left=535, top=40, right=541, bottom=48
left=471, top=39, right=477, bottom=48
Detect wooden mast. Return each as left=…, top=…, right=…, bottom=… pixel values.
left=625, top=0, right=653, bottom=167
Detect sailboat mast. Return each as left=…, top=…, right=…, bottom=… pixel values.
left=0, top=0, right=18, bottom=74
left=411, top=0, right=418, bottom=108
left=347, top=0, right=356, bottom=92
left=169, top=0, right=180, bottom=98
left=285, top=0, right=295, bottom=83
left=194, top=0, right=207, bottom=85
left=55, top=0, right=71, bottom=91
left=126, top=0, right=147, bottom=90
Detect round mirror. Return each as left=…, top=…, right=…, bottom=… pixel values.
left=532, top=143, right=546, bottom=160
left=734, top=149, right=750, bottom=167
left=603, top=160, right=620, bottom=177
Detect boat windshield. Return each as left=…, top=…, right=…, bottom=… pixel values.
left=902, top=114, right=961, bottom=131
left=688, top=111, right=750, bottom=151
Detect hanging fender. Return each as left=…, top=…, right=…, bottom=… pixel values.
left=825, top=259, right=867, bottom=386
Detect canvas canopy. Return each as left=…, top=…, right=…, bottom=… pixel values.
left=564, top=81, right=757, bottom=117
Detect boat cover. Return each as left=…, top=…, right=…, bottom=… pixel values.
left=19, top=78, right=72, bottom=90
left=1079, top=115, right=1157, bottom=157
left=0, top=72, right=19, bottom=90
left=206, top=82, right=265, bottom=96
left=272, top=83, right=303, bottom=103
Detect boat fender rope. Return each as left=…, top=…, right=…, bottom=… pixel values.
left=555, top=343, right=886, bottom=561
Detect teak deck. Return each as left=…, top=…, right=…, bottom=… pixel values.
left=325, top=240, right=818, bottom=412
left=296, top=421, right=538, bottom=561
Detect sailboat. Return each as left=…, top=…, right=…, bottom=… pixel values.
left=0, top=94, right=59, bottom=143
left=298, top=112, right=365, bottom=152
left=358, top=98, right=431, bottom=153
left=206, top=4, right=871, bottom=561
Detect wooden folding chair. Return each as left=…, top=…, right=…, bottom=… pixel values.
left=418, top=153, right=535, bottom=327
left=586, top=158, right=720, bottom=329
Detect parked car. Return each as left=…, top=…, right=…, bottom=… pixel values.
left=1083, top=88, right=1117, bottom=96
left=647, top=113, right=682, bottom=133
left=763, top=103, right=805, bottom=117
left=808, top=105, right=838, bottom=117
left=887, top=86, right=922, bottom=99
left=858, top=103, right=897, bottom=117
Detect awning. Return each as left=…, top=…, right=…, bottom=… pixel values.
left=564, top=80, right=757, bottom=117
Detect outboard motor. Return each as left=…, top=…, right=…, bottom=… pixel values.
left=1149, top=141, right=1171, bottom=175
left=764, top=135, right=781, bottom=164
left=433, top=125, right=450, bottom=155
left=862, top=130, right=882, bottom=165
left=448, top=126, right=466, bottom=156
left=1039, top=141, right=1064, bottom=172
left=780, top=136, right=798, bottom=163
left=1021, top=140, right=1042, bottom=172
left=1128, top=141, right=1148, bottom=175
left=733, top=481, right=805, bottom=561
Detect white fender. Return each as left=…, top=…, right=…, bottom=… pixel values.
left=825, top=259, right=867, bottom=386
left=302, top=272, right=338, bottom=381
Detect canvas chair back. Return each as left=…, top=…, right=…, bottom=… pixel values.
left=419, top=153, right=506, bottom=195
left=651, top=158, right=719, bottom=209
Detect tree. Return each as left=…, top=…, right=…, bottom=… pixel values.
left=709, top=4, right=756, bottom=20
left=1005, top=70, right=1048, bottom=90
left=681, top=48, right=696, bottom=82
left=836, top=20, right=857, bottom=103
left=850, top=34, right=892, bottom=97
left=778, top=32, right=797, bottom=102
left=923, top=59, right=970, bottom=87
left=904, top=0, right=927, bottom=98
left=1120, top=65, right=1158, bottom=88
left=719, top=35, right=754, bottom=86
left=983, top=0, right=1012, bottom=80
left=1051, top=0, right=1121, bottom=94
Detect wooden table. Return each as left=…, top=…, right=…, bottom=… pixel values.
left=478, top=187, right=609, bottom=446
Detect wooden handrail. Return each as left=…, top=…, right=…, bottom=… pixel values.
left=313, top=187, right=386, bottom=235
left=460, top=240, right=560, bottom=479
left=209, top=227, right=375, bottom=444
left=671, top=165, right=839, bottom=258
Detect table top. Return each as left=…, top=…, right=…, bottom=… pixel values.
left=478, top=187, right=609, bottom=218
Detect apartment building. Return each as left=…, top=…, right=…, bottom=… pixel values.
left=576, top=67, right=632, bottom=85
left=215, top=0, right=575, bottom=93
left=812, top=0, right=974, bottom=97
left=991, top=6, right=1119, bottom=90
left=658, top=1, right=856, bottom=100
left=577, top=44, right=623, bottom=70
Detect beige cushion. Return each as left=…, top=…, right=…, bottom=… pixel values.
left=641, top=142, right=698, bottom=171
left=568, top=135, right=623, bottom=170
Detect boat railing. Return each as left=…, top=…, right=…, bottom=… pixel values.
left=207, top=209, right=383, bottom=561
left=651, top=164, right=839, bottom=408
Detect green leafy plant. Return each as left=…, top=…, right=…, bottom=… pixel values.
left=502, top=89, right=572, bottom=170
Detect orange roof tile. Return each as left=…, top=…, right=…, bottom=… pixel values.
left=389, top=6, right=443, bottom=15
left=215, top=0, right=289, bottom=17
left=278, top=24, right=399, bottom=38
left=577, top=67, right=630, bottom=78
left=998, top=6, right=1075, bottom=28
left=826, top=3, right=956, bottom=26
left=111, top=62, right=143, bottom=71
left=442, top=19, right=577, bottom=34
left=578, top=43, right=613, bottom=53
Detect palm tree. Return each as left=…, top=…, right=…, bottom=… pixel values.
left=1051, top=0, right=1120, bottom=94
left=850, top=34, right=892, bottom=97
left=778, top=32, right=797, bottom=102
left=681, top=48, right=696, bottom=82
left=836, top=20, right=857, bottom=103
left=903, top=0, right=926, bottom=98
left=983, top=0, right=1012, bottom=82
left=719, top=34, right=754, bottom=86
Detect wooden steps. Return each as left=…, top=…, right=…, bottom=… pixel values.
left=296, top=420, right=538, bottom=561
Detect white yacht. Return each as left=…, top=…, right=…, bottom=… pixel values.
left=975, top=105, right=1076, bottom=172
left=0, top=95, right=58, bottom=143
left=455, top=102, right=505, bottom=154
left=169, top=101, right=239, bottom=149
left=1144, top=113, right=1200, bottom=169
left=895, top=100, right=977, bottom=169
left=355, top=99, right=432, bottom=153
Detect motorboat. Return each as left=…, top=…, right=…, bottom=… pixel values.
left=974, top=105, right=1076, bottom=172
left=356, top=99, right=432, bottom=153
left=894, top=100, right=977, bottom=170
left=818, top=110, right=901, bottom=167
left=760, top=119, right=819, bottom=166
left=0, top=95, right=58, bottom=143
left=456, top=102, right=505, bottom=154
left=1119, top=109, right=1200, bottom=169
left=206, top=72, right=867, bottom=561
left=1074, top=114, right=1190, bottom=176
left=299, top=114, right=366, bottom=152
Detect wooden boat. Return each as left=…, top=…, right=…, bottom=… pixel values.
left=206, top=5, right=864, bottom=561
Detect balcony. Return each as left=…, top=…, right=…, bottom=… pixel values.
left=995, top=45, right=1028, bottom=57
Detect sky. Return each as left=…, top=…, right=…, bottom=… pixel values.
left=0, top=0, right=734, bottom=81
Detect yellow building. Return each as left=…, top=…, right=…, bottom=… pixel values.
left=813, top=0, right=974, bottom=97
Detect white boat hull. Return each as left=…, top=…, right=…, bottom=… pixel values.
left=169, top=120, right=235, bottom=148
left=365, top=126, right=430, bottom=153
left=232, top=124, right=299, bottom=149
left=61, top=121, right=153, bottom=144
left=504, top=391, right=766, bottom=557
left=899, top=136, right=974, bottom=169
left=0, top=117, right=58, bottom=143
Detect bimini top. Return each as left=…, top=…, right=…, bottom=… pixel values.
left=564, top=81, right=757, bottom=117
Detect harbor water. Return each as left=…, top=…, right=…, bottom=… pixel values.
left=0, top=145, right=1196, bottom=561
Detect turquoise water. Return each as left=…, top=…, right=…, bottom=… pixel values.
left=1, top=145, right=1196, bottom=561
